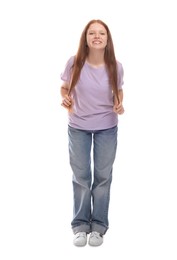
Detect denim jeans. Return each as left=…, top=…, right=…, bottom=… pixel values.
left=68, top=125, right=118, bottom=235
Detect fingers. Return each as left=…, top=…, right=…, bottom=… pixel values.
left=113, top=104, right=125, bottom=114
left=61, top=95, right=73, bottom=108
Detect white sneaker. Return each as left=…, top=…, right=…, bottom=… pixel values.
left=88, top=231, right=103, bottom=246
left=73, top=232, right=87, bottom=247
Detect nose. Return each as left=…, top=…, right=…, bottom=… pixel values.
left=94, top=32, right=100, bottom=38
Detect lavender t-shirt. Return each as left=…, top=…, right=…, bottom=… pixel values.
left=60, top=56, right=124, bottom=130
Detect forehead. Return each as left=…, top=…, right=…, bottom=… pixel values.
left=87, top=22, right=107, bottom=32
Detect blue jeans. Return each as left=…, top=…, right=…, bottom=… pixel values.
left=68, top=125, right=118, bottom=235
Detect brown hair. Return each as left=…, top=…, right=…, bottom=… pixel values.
left=68, top=19, right=119, bottom=102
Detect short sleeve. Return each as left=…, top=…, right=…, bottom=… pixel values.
left=60, top=56, right=75, bottom=83
left=117, top=61, right=124, bottom=90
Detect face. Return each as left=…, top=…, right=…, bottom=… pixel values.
left=86, top=22, right=108, bottom=50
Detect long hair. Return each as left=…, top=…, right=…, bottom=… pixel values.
left=68, top=19, right=119, bottom=102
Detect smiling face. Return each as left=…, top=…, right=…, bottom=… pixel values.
left=86, top=22, right=108, bottom=50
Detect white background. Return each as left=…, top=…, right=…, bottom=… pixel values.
left=0, top=0, right=177, bottom=259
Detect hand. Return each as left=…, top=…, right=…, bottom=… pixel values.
left=113, top=102, right=125, bottom=114
left=61, top=95, right=74, bottom=112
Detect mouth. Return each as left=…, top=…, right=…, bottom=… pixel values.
left=92, top=41, right=102, bottom=44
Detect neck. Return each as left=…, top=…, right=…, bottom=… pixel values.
left=87, top=50, right=105, bottom=67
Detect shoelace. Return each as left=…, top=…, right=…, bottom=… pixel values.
left=76, top=232, right=86, bottom=238
left=90, top=232, right=102, bottom=238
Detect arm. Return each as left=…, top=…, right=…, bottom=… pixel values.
left=113, top=89, right=124, bottom=115
left=60, top=82, right=74, bottom=112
